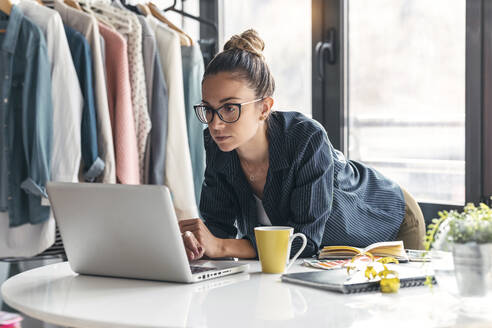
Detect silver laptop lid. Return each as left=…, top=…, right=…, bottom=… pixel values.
left=47, top=182, right=194, bottom=282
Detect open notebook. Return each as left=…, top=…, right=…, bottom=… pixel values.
left=319, top=241, right=409, bottom=262
left=281, top=264, right=434, bottom=294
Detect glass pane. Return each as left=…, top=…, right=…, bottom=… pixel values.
left=220, top=0, right=312, bottom=117
left=346, top=0, right=465, bottom=205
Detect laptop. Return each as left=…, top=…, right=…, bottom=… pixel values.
left=46, top=182, right=249, bottom=283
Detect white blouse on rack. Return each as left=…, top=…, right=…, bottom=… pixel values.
left=147, top=16, right=198, bottom=219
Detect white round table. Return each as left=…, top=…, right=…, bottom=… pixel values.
left=1, top=261, right=491, bottom=328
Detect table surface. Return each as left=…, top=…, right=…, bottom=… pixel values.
left=1, top=260, right=492, bottom=328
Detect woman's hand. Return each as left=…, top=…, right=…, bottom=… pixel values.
left=179, top=219, right=223, bottom=258
left=181, top=231, right=205, bottom=261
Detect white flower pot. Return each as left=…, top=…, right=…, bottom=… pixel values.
left=452, top=242, right=492, bottom=296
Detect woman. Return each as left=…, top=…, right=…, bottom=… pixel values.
left=179, top=29, right=425, bottom=261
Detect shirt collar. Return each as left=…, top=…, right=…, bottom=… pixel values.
left=211, top=111, right=290, bottom=176
left=54, top=0, right=90, bottom=24
left=53, top=0, right=69, bottom=23
left=1, top=5, right=23, bottom=54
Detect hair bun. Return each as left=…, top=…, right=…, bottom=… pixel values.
left=223, top=29, right=265, bottom=59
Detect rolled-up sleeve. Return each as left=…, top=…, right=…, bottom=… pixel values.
left=288, top=130, right=334, bottom=258
left=77, top=34, right=104, bottom=182
left=20, top=41, right=53, bottom=200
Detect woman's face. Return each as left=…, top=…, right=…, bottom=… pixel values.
left=202, top=72, right=266, bottom=152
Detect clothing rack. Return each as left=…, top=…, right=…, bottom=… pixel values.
left=0, top=227, right=67, bottom=263
left=0, top=0, right=213, bottom=265
left=164, top=0, right=217, bottom=36
left=164, top=0, right=218, bottom=64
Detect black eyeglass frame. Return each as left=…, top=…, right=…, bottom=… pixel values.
left=193, top=98, right=264, bottom=124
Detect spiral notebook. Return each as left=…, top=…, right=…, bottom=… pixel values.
left=281, top=265, right=435, bottom=294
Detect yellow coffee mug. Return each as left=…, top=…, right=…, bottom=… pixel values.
left=254, top=226, right=307, bottom=274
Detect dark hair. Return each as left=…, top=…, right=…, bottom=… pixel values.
left=203, top=29, right=275, bottom=99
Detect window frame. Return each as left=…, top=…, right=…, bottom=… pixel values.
left=205, top=0, right=492, bottom=223
left=199, top=0, right=219, bottom=66
left=313, top=0, right=491, bottom=224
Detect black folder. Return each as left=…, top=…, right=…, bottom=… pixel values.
left=281, top=265, right=435, bottom=294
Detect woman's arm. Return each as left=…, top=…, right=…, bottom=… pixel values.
left=179, top=219, right=257, bottom=259
left=220, top=239, right=257, bottom=258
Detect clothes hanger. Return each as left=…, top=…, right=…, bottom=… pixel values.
left=78, top=0, right=116, bottom=30
left=41, top=0, right=55, bottom=9
left=164, top=0, right=217, bottom=36
left=64, top=0, right=82, bottom=10
left=84, top=5, right=117, bottom=30
left=0, top=0, right=12, bottom=33
left=90, top=1, right=131, bottom=34
left=165, top=0, right=219, bottom=53
left=0, top=0, right=12, bottom=16
left=148, top=2, right=192, bottom=46
left=148, top=2, right=190, bottom=46
left=136, top=2, right=150, bottom=17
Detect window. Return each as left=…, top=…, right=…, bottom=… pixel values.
left=197, top=0, right=492, bottom=216
left=219, top=0, right=312, bottom=117
left=345, top=0, right=466, bottom=205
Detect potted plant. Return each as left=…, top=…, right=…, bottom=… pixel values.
left=425, top=202, right=492, bottom=296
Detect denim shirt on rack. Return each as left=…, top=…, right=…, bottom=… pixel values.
left=0, top=6, right=53, bottom=227
left=64, top=25, right=105, bottom=181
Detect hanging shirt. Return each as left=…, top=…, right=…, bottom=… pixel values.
left=64, top=25, right=105, bottom=182
left=148, top=16, right=198, bottom=219
left=99, top=1, right=150, bottom=182
left=182, top=44, right=206, bottom=206
left=127, top=13, right=169, bottom=186
left=99, top=34, right=107, bottom=91
left=17, top=1, right=83, bottom=184
left=136, top=15, right=155, bottom=110
left=0, top=5, right=52, bottom=227
left=119, top=3, right=169, bottom=186
left=147, top=54, right=169, bottom=186
left=135, top=15, right=169, bottom=186
left=54, top=0, right=116, bottom=183
left=136, top=14, right=154, bottom=185
left=98, top=22, right=139, bottom=184
left=0, top=6, right=56, bottom=256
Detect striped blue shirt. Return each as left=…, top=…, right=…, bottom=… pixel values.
left=200, top=111, right=405, bottom=257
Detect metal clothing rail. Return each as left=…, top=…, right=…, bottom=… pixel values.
left=0, top=227, right=67, bottom=263
left=1, top=0, right=216, bottom=264
left=164, top=0, right=217, bottom=35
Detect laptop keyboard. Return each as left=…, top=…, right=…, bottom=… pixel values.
left=190, top=266, right=215, bottom=274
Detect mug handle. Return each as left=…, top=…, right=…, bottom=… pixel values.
left=286, top=233, right=307, bottom=272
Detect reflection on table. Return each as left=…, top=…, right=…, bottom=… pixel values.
left=1, top=260, right=492, bottom=328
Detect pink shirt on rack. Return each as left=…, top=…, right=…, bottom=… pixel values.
left=98, top=23, right=139, bottom=184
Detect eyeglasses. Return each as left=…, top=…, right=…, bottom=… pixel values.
left=194, top=98, right=264, bottom=124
